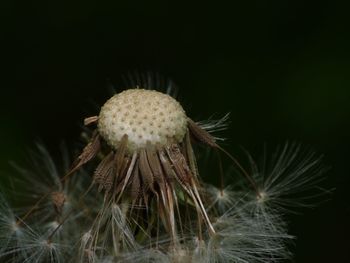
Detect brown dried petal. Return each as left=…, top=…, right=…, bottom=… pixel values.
left=184, top=131, right=200, bottom=180
left=166, top=144, right=192, bottom=185
left=158, top=149, right=176, bottom=182
left=130, top=159, right=141, bottom=200
left=94, top=152, right=115, bottom=192
left=114, top=134, right=128, bottom=177
left=84, top=116, right=99, bottom=126
left=139, top=149, right=154, bottom=191
left=146, top=148, right=164, bottom=183
left=187, top=118, right=217, bottom=148
left=70, top=132, right=101, bottom=172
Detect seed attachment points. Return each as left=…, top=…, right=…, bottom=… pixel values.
left=98, top=89, right=187, bottom=152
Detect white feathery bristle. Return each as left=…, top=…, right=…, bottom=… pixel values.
left=197, top=113, right=230, bottom=141
left=0, top=194, right=23, bottom=257
left=121, top=248, right=172, bottom=263
left=78, top=202, right=138, bottom=262
left=198, top=212, right=293, bottom=263
left=0, top=206, right=66, bottom=263
left=206, top=185, right=237, bottom=214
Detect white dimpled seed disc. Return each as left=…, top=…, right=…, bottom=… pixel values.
left=98, top=89, right=187, bottom=152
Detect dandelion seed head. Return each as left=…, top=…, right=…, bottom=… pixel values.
left=98, top=89, right=187, bottom=152
left=1, top=74, right=328, bottom=262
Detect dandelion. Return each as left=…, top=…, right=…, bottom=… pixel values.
left=0, top=74, right=328, bottom=262
left=71, top=87, right=231, bottom=258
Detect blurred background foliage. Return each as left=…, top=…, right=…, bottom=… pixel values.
left=0, top=0, right=349, bottom=262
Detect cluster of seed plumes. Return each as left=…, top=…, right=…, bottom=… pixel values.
left=0, top=85, right=326, bottom=263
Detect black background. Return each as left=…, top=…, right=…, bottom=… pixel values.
left=1, top=0, right=349, bottom=262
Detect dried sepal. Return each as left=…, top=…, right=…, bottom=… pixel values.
left=187, top=118, right=217, bottom=148
left=93, top=152, right=115, bottom=193
left=114, top=134, right=128, bottom=177
left=84, top=116, right=99, bottom=126
left=70, top=132, right=101, bottom=173
left=130, top=159, right=141, bottom=201
left=115, top=152, right=137, bottom=202
left=139, top=149, right=155, bottom=192
left=166, top=144, right=192, bottom=186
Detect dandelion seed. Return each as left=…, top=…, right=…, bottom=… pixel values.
left=242, top=142, right=328, bottom=215
left=206, top=185, right=237, bottom=214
